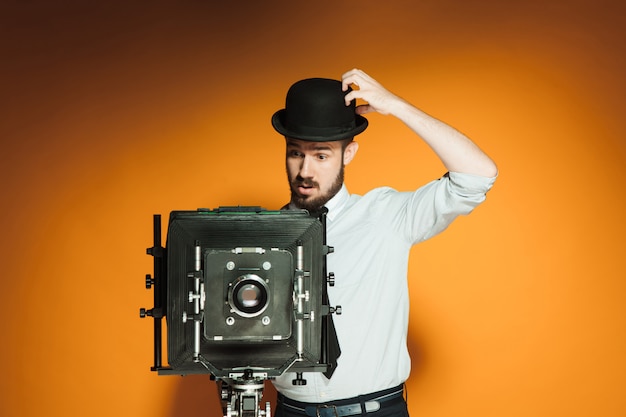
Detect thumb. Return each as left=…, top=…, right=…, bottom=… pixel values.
left=355, top=104, right=373, bottom=115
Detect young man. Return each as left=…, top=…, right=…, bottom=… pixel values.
left=270, top=69, right=497, bottom=417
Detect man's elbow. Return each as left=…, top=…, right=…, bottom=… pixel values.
left=480, top=160, right=498, bottom=178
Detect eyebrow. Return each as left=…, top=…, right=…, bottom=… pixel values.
left=286, top=140, right=333, bottom=152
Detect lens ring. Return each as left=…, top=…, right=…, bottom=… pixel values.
left=228, top=274, right=270, bottom=318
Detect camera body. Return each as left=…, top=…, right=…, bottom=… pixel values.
left=143, top=207, right=340, bottom=384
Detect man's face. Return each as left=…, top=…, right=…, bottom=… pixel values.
left=285, top=138, right=357, bottom=212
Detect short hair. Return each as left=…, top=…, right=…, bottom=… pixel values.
left=339, top=137, right=354, bottom=151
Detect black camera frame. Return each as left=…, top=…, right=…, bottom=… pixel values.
left=141, top=207, right=340, bottom=381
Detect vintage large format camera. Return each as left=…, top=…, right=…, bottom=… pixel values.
left=140, top=207, right=341, bottom=417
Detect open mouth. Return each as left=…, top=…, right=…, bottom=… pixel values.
left=297, top=185, right=316, bottom=196
left=293, top=179, right=318, bottom=196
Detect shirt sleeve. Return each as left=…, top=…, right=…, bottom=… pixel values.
left=401, top=171, right=497, bottom=244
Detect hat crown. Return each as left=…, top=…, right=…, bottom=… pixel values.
left=272, top=78, right=367, bottom=142
left=286, top=78, right=354, bottom=129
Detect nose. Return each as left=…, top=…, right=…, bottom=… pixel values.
left=298, top=155, right=313, bottom=179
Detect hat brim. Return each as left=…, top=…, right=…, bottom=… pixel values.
left=271, top=109, right=368, bottom=142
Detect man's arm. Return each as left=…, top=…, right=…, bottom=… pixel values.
left=341, top=68, right=498, bottom=178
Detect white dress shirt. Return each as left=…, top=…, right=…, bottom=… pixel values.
left=273, top=172, right=496, bottom=402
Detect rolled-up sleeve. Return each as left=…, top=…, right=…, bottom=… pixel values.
left=403, top=171, right=496, bottom=243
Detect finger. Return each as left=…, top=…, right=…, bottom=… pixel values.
left=355, top=104, right=373, bottom=115
left=343, top=90, right=356, bottom=105
left=341, top=68, right=364, bottom=91
left=342, top=75, right=359, bottom=92
left=344, top=89, right=365, bottom=106
left=341, top=68, right=361, bottom=81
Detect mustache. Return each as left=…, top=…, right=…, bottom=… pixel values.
left=292, top=176, right=319, bottom=188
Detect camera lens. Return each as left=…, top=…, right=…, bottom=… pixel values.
left=228, top=274, right=269, bottom=317
left=238, top=284, right=262, bottom=308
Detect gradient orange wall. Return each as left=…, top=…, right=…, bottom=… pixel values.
left=1, top=1, right=625, bottom=416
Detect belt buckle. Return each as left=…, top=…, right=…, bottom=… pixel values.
left=316, top=404, right=339, bottom=417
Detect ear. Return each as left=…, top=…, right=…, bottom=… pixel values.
left=343, top=141, right=359, bottom=165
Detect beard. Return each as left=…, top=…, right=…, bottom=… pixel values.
left=288, top=166, right=344, bottom=213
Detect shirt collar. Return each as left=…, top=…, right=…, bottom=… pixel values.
left=324, top=184, right=350, bottom=221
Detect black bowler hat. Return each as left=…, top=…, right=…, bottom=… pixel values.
left=272, top=78, right=368, bottom=142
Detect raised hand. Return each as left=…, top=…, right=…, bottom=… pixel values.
left=341, top=68, right=406, bottom=116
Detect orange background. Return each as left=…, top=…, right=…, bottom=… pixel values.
left=1, top=1, right=625, bottom=416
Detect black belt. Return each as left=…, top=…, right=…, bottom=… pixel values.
left=277, top=384, right=405, bottom=417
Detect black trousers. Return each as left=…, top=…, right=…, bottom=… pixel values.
left=274, top=385, right=410, bottom=417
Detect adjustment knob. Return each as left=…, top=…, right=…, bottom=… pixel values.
left=145, top=274, right=154, bottom=289
left=292, top=377, right=307, bottom=386
left=327, top=272, right=335, bottom=287
left=292, top=372, right=307, bottom=386
left=139, top=308, right=152, bottom=318
left=330, top=306, right=342, bottom=315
